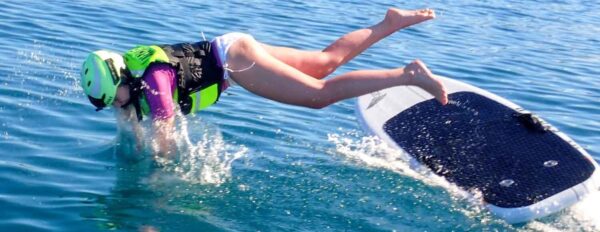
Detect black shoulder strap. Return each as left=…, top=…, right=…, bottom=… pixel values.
left=117, top=68, right=144, bottom=121
left=127, top=78, right=144, bottom=121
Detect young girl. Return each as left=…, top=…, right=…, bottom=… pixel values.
left=80, top=8, right=448, bottom=157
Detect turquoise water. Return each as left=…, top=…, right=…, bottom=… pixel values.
left=1, top=0, right=599, bottom=231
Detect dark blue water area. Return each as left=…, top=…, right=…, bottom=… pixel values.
left=0, top=0, right=599, bottom=231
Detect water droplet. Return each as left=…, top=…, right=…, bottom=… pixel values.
left=499, top=179, right=515, bottom=187
left=544, top=160, right=558, bottom=167
left=238, top=184, right=250, bottom=191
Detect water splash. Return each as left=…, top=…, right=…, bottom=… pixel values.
left=15, top=40, right=81, bottom=98
left=564, top=191, right=600, bottom=231
left=328, top=130, right=477, bottom=192
left=166, top=114, right=247, bottom=185
left=329, top=131, right=600, bottom=230
left=328, top=131, right=483, bottom=196
left=327, top=131, right=494, bottom=222
left=327, top=132, right=421, bottom=180
left=530, top=191, right=600, bottom=232
left=115, top=110, right=246, bottom=186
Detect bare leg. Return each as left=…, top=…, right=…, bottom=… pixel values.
left=261, top=8, right=436, bottom=79
left=227, top=36, right=448, bottom=109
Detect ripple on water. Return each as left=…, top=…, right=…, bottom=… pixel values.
left=0, top=0, right=599, bottom=231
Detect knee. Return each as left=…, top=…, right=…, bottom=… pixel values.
left=313, top=52, right=343, bottom=78
left=320, top=52, right=343, bottom=68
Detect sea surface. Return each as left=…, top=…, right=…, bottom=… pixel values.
left=1, top=0, right=599, bottom=231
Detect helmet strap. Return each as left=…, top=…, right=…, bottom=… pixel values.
left=120, top=67, right=134, bottom=85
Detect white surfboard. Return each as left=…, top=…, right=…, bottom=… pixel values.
left=356, top=76, right=600, bottom=223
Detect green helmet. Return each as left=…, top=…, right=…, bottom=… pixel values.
left=80, top=50, right=127, bottom=111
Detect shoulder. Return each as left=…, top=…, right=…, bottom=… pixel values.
left=142, top=63, right=177, bottom=119
left=142, top=63, right=177, bottom=86
left=145, top=63, right=176, bottom=77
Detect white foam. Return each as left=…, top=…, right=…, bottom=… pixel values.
left=544, top=191, right=600, bottom=231
left=327, top=131, right=482, bottom=204
left=327, top=132, right=421, bottom=180
left=327, top=131, right=478, bottom=194
left=524, top=199, right=600, bottom=232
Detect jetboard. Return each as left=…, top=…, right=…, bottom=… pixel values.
left=355, top=76, right=600, bottom=223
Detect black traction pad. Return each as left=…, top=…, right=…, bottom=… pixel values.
left=383, top=92, right=595, bottom=208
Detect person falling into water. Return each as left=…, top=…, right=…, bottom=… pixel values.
left=80, top=8, right=449, bottom=157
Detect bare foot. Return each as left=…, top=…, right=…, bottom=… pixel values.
left=403, top=60, right=448, bottom=105
left=384, top=8, right=436, bottom=31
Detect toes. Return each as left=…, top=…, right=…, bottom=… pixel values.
left=413, top=59, right=430, bottom=71
left=435, top=78, right=448, bottom=105
left=439, top=97, right=449, bottom=105
left=418, top=8, right=435, bottom=18
left=439, top=88, right=448, bottom=105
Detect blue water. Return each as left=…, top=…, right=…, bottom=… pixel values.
left=1, top=0, right=599, bottom=231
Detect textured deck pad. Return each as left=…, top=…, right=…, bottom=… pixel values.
left=383, top=92, right=595, bottom=208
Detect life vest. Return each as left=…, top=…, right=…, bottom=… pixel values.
left=123, top=41, right=224, bottom=121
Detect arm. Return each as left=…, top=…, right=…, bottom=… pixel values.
left=130, top=113, right=145, bottom=152
left=153, top=116, right=176, bottom=158
left=142, top=63, right=179, bottom=158
left=115, top=105, right=145, bottom=152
